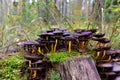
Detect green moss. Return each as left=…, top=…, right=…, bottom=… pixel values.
left=47, top=52, right=69, bottom=63
left=47, top=51, right=90, bottom=63
left=0, top=53, right=25, bottom=80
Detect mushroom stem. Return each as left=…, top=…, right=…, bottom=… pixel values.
left=81, top=41, right=85, bottom=49
left=103, top=43, right=107, bottom=47
left=38, top=47, right=44, bottom=55
left=46, top=36, right=48, bottom=40
left=33, top=70, right=37, bottom=78
left=54, top=39, right=58, bottom=52
left=95, top=51, right=100, bottom=59
left=102, top=50, right=107, bottom=59
left=68, top=41, right=72, bottom=53
left=97, top=41, right=100, bottom=48
left=101, top=56, right=111, bottom=62
left=32, top=48, right=35, bottom=53
left=29, top=60, right=33, bottom=78
left=29, top=60, right=32, bottom=67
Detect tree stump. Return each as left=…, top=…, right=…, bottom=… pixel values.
left=58, top=56, right=101, bottom=80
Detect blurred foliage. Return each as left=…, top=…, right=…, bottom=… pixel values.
left=104, top=0, right=120, bottom=23
left=0, top=0, right=120, bottom=49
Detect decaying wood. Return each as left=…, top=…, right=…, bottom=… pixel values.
left=58, top=56, right=101, bottom=80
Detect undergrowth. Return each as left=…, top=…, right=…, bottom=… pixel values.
left=0, top=53, right=25, bottom=80
left=47, top=69, right=61, bottom=80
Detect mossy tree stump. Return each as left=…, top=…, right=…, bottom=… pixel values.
left=57, top=56, right=101, bottom=80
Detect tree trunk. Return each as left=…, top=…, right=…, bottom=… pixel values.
left=58, top=56, right=101, bottom=80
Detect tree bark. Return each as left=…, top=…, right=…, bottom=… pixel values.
left=58, top=56, right=101, bottom=80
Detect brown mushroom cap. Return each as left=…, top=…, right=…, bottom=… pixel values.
left=37, top=40, right=50, bottom=44
left=23, top=41, right=38, bottom=45
left=107, top=50, right=116, bottom=55
left=63, top=32, right=71, bottom=37
left=93, top=48, right=102, bottom=51
left=74, top=29, right=83, bottom=33
left=64, top=36, right=75, bottom=41
left=38, top=33, right=54, bottom=37
left=79, top=31, right=92, bottom=37
left=92, top=37, right=104, bottom=41
left=112, top=62, right=120, bottom=73
left=99, top=38, right=110, bottom=43
left=28, top=67, right=43, bottom=70
left=97, top=63, right=113, bottom=68
left=105, top=72, right=116, bottom=76
left=51, top=36, right=62, bottom=39
left=101, top=46, right=111, bottom=50
left=93, top=33, right=105, bottom=38
left=24, top=55, right=41, bottom=61
left=88, top=29, right=97, bottom=33
left=46, top=30, right=54, bottom=33
left=53, top=30, right=63, bottom=35
left=57, top=28, right=68, bottom=31
left=32, top=60, right=43, bottom=64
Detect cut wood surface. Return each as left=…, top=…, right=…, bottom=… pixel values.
left=58, top=56, right=101, bottom=80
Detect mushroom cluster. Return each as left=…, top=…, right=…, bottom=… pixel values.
left=23, top=28, right=96, bottom=54
left=20, top=28, right=120, bottom=80
left=92, top=33, right=111, bottom=61
left=92, top=33, right=120, bottom=80
left=96, top=57, right=120, bottom=80
left=20, top=28, right=97, bottom=80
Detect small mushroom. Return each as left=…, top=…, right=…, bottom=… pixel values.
left=28, top=67, right=43, bottom=78
left=93, top=33, right=105, bottom=48
left=97, top=62, right=113, bottom=72
left=106, top=50, right=116, bottom=62
left=93, top=33, right=105, bottom=38
left=100, top=38, right=110, bottom=47
left=63, top=32, right=71, bottom=37
left=23, top=41, right=38, bottom=53
left=112, top=62, right=120, bottom=73
left=101, top=46, right=111, bottom=59
left=74, top=29, right=83, bottom=33
left=24, top=55, right=42, bottom=68
left=52, top=36, right=62, bottom=52
left=105, top=72, right=117, bottom=80
left=24, top=55, right=41, bottom=61
left=77, top=31, right=92, bottom=49
left=88, top=29, right=97, bottom=33
left=36, top=43, right=46, bottom=55
left=52, top=31, right=63, bottom=52
left=46, top=30, right=54, bottom=33
left=64, top=36, right=74, bottom=53
left=32, top=60, right=43, bottom=64
left=93, top=48, right=102, bottom=59
left=38, top=32, right=54, bottom=41
left=57, top=28, right=68, bottom=32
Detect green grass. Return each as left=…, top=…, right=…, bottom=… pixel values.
left=0, top=53, right=25, bottom=80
